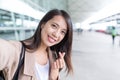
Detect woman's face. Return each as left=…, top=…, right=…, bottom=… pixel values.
left=41, top=15, right=67, bottom=47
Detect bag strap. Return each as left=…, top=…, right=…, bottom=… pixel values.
left=12, top=41, right=25, bottom=80
left=0, top=71, right=5, bottom=80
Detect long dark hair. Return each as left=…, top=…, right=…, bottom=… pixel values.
left=22, top=9, right=73, bottom=74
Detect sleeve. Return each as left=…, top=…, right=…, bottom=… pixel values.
left=0, top=39, right=16, bottom=70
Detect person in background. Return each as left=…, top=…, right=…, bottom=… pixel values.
left=111, top=26, right=117, bottom=45
left=0, top=9, right=73, bottom=80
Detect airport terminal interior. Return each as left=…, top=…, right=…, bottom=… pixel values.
left=0, top=0, right=120, bottom=80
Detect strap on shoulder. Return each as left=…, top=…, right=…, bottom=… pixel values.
left=12, top=41, right=25, bottom=80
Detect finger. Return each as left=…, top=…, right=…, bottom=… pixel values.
left=56, top=59, right=64, bottom=69
left=59, top=52, right=65, bottom=59
left=55, top=60, right=59, bottom=69
left=52, top=62, right=57, bottom=69
left=52, top=61, right=60, bottom=69
left=61, top=52, right=65, bottom=57
left=59, top=59, right=64, bottom=68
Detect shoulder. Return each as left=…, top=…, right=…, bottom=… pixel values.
left=0, top=38, right=22, bottom=57
left=0, top=39, right=22, bottom=70
left=0, top=38, right=21, bottom=51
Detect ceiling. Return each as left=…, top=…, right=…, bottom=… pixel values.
left=1, top=0, right=119, bottom=25
left=67, top=0, right=119, bottom=23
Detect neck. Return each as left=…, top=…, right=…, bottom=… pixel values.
left=36, top=42, right=48, bottom=54
left=34, top=43, right=49, bottom=65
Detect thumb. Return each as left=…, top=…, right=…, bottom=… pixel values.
left=59, top=52, right=65, bottom=58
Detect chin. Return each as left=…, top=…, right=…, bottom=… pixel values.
left=45, top=43, right=54, bottom=47
left=48, top=43, right=57, bottom=47
left=48, top=44, right=55, bottom=47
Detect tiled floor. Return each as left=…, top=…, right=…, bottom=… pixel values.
left=60, top=31, right=120, bottom=80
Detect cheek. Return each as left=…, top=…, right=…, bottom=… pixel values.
left=57, top=35, right=65, bottom=43
left=41, top=29, right=45, bottom=36
left=41, top=28, right=47, bottom=41
left=41, top=26, right=49, bottom=35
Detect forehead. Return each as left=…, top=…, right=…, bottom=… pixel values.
left=49, top=15, right=67, bottom=30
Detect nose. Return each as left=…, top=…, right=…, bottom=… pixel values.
left=52, top=30, right=60, bottom=38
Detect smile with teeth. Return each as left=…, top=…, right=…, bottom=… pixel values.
left=48, top=35, right=56, bottom=43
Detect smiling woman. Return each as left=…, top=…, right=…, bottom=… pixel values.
left=41, top=15, right=67, bottom=46
left=0, top=9, right=73, bottom=80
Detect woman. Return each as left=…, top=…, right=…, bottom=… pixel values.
left=0, top=9, right=73, bottom=80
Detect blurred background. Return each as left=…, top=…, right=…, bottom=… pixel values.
left=0, top=0, right=120, bottom=80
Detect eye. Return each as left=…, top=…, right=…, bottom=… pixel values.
left=61, top=30, right=66, bottom=35
left=51, top=24, right=57, bottom=29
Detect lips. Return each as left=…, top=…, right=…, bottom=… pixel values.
left=48, top=35, right=56, bottom=43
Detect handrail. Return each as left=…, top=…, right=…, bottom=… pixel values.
left=0, top=27, right=36, bottom=31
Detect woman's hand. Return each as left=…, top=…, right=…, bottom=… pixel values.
left=49, top=52, right=65, bottom=80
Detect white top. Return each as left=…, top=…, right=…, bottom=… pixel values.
left=35, top=61, right=50, bottom=80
